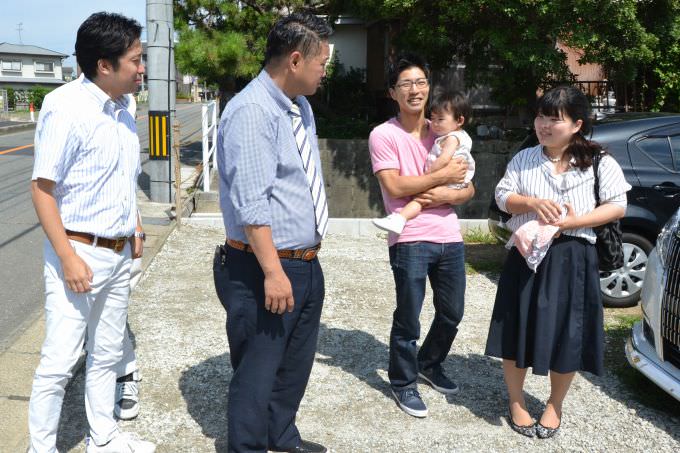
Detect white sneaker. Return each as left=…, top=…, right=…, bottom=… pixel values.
left=114, top=372, right=140, bottom=420
left=86, top=431, right=155, bottom=453
left=372, top=213, right=407, bottom=234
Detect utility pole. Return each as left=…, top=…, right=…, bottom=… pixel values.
left=16, top=23, right=23, bottom=44
left=146, top=0, right=176, bottom=203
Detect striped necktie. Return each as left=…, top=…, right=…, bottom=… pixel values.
left=289, top=102, right=328, bottom=238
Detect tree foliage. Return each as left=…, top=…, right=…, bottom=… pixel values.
left=28, top=86, right=51, bottom=109
left=174, top=1, right=322, bottom=90
left=340, top=0, right=678, bottom=110
left=173, top=0, right=680, bottom=110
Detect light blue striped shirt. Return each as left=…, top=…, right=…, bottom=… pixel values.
left=217, top=70, right=324, bottom=249
left=496, top=144, right=631, bottom=244
left=32, top=75, right=140, bottom=238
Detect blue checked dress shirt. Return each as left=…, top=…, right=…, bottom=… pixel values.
left=217, top=70, right=326, bottom=249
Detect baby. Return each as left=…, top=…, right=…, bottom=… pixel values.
left=373, top=89, right=475, bottom=234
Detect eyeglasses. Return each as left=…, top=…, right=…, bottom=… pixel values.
left=394, top=78, right=429, bottom=91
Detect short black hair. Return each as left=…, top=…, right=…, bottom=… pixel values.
left=429, top=88, right=471, bottom=124
left=264, top=11, right=332, bottom=65
left=75, top=12, right=142, bottom=80
left=387, top=52, right=430, bottom=88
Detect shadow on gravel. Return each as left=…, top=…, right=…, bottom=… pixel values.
left=316, top=323, right=545, bottom=427
left=179, top=352, right=232, bottom=452
left=442, top=353, right=545, bottom=427
left=317, top=323, right=391, bottom=398
left=581, top=321, right=680, bottom=442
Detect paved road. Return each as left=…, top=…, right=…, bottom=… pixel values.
left=0, top=102, right=205, bottom=351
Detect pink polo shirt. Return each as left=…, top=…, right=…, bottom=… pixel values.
left=369, top=118, right=463, bottom=247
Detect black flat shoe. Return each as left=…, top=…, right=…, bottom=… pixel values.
left=536, top=419, right=561, bottom=439
left=508, top=410, right=536, bottom=438
left=287, top=439, right=327, bottom=453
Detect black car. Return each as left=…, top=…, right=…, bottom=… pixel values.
left=488, top=113, right=680, bottom=307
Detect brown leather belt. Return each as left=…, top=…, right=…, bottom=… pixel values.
left=66, top=230, right=131, bottom=253
left=226, top=239, right=320, bottom=261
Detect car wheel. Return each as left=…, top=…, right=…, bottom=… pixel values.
left=600, top=232, right=654, bottom=308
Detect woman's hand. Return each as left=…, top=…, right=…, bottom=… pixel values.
left=554, top=203, right=577, bottom=231
left=528, top=198, right=563, bottom=224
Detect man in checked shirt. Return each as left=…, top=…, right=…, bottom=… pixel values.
left=213, top=11, right=331, bottom=453
left=28, top=12, right=154, bottom=453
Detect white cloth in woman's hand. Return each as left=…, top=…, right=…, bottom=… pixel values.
left=512, top=220, right=561, bottom=272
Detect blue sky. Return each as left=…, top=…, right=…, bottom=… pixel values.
left=0, top=1, right=146, bottom=69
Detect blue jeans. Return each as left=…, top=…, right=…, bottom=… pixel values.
left=213, top=245, right=324, bottom=453
left=388, top=241, right=466, bottom=390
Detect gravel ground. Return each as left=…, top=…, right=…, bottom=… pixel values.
left=56, top=224, right=680, bottom=452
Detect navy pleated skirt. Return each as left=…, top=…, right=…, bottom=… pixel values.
left=485, top=235, right=604, bottom=376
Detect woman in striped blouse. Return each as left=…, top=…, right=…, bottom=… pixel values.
left=485, top=86, right=631, bottom=438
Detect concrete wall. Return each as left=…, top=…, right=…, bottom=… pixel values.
left=318, top=138, right=519, bottom=219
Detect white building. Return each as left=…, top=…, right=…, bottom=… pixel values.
left=329, top=16, right=367, bottom=74
left=0, top=43, right=67, bottom=91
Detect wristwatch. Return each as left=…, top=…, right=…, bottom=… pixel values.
left=134, top=231, right=146, bottom=241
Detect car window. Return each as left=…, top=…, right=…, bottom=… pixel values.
left=672, top=135, right=680, bottom=169
left=635, top=137, right=674, bottom=170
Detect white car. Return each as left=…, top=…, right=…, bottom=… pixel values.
left=625, top=208, right=680, bottom=401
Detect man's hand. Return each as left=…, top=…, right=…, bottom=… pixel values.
left=61, top=252, right=93, bottom=293
left=264, top=270, right=294, bottom=314
left=413, top=186, right=452, bottom=208
left=439, top=157, right=467, bottom=185
left=132, top=236, right=144, bottom=259
left=528, top=198, right=563, bottom=224
left=414, top=183, right=475, bottom=209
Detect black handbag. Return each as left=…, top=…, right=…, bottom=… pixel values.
left=592, top=152, right=624, bottom=271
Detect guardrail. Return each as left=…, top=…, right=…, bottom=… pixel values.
left=201, top=100, right=218, bottom=192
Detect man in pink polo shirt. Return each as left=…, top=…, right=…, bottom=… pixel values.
left=369, top=53, right=474, bottom=418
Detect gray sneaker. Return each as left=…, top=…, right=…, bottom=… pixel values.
left=391, top=387, right=428, bottom=418
left=418, top=367, right=459, bottom=394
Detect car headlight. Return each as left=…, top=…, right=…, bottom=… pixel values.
left=657, top=208, right=680, bottom=267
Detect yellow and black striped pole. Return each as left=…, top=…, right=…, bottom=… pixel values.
left=148, top=111, right=170, bottom=159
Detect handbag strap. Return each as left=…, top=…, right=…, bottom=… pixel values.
left=593, top=151, right=602, bottom=206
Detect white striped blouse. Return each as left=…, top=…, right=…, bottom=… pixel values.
left=32, top=75, right=140, bottom=238
left=496, top=144, right=632, bottom=244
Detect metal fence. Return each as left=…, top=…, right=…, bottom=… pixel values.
left=542, top=80, right=621, bottom=113
left=200, top=100, right=218, bottom=192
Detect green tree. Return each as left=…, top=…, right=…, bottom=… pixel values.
left=28, top=86, right=51, bottom=110
left=4, top=87, right=16, bottom=109
left=635, top=0, right=680, bottom=111
left=174, top=1, right=323, bottom=92
left=340, top=0, right=666, bottom=110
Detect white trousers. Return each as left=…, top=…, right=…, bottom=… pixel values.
left=116, top=257, right=142, bottom=378
left=28, top=239, right=132, bottom=452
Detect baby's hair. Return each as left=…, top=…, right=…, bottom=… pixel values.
left=429, top=88, right=471, bottom=125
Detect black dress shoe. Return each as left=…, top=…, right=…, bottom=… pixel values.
left=508, top=410, right=536, bottom=438
left=287, top=439, right=327, bottom=453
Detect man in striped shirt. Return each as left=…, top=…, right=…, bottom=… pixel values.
left=28, top=12, right=154, bottom=453
left=213, top=12, right=331, bottom=453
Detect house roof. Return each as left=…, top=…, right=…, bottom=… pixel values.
left=0, top=43, right=68, bottom=58
left=0, top=76, right=65, bottom=85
